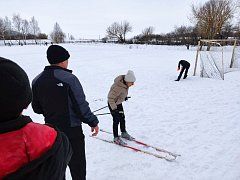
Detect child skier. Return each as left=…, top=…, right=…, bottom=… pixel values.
left=175, top=60, right=190, bottom=81
left=108, top=70, right=136, bottom=145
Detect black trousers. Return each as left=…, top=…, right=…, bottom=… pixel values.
left=68, top=134, right=86, bottom=180
left=108, top=103, right=126, bottom=138
left=177, top=65, right=190, bottom=80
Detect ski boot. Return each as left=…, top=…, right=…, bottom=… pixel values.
left=121, top=132, right=135, bottom=141
left=114, top=137, right=127, bottom=145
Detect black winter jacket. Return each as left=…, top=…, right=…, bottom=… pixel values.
left=32, top=66, right=99, bottom=138
left=178, top=60, right=190, bottom=69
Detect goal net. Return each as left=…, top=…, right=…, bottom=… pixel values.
left=193, top=39, right=239, bottom=80
left=230, top=45, right=240, bottom=69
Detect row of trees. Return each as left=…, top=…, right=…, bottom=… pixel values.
left=106, top=0, right=240, bottom=45
left=0, top=13, right=70, bottom=45
left=1, top=0, right=239, bottom=45
left=0, top=14, right=47, bottom=45
left=52, top=0, right=240, bottom=46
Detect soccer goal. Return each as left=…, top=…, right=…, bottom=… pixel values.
left=193, top=39, right=240, bottom=80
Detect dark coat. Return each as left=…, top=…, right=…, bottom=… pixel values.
left=178, top=60, right=190, bottom=69
left=32, top=66, right=98, bottom=138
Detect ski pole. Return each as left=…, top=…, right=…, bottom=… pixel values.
left=95, top=112, right=111, bottom=116
left=93, top=105, right=108, bottom=113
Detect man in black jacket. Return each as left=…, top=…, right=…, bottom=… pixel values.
left=175, top=60, right=190, bottom=81
left=32, top=45, right=99, bottom=180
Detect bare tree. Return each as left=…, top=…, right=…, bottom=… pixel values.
left=106, top=21, right=132, bottom=43
left=236, top=0, right=240, bottom=33
left=138, top=26, right=155, bottom=43
left=121, top=21, right=132, bottom=42
left=22, top=19, right=29, bottom=44
left=191, top=0, right=235, bottom=39
left=0, top=18, right=4, bottom=40
left=4, top=16, right=12, bottom=38
left=12, top=14, right=22, bottom=44
left=221, top=22, right=235, bottom=38
left=106, top=22, right=122, bottom=42
left=142, top=26, right=155, bottom=36
left=29, top=16, right=40, bottom=44
left=69, top=34, right=75, bottom=40
left=50, top=22, right=65, bottom=43
left=0, top=17, right=13, bottom=45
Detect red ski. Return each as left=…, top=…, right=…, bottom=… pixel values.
left=90, top=135, right=176, bottom=161
left=99, top=129, right=180, bottom=158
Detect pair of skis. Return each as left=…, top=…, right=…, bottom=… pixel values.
left=91, top=129, right=180, bottom=161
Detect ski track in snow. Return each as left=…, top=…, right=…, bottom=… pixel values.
left=0, top=44, right=239, bottom=180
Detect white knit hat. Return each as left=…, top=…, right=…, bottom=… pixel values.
left=124, top=70, right=136, bottom=82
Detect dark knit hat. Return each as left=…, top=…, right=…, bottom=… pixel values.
left=0, top=57, right=32, bottom=121
left=47, top=45, right=70, bottom=64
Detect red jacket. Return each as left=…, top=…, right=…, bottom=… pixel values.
left=0, top=116, right=57, bottom=179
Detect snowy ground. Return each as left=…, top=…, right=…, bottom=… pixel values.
left=0, top=44, right=239, bottom=180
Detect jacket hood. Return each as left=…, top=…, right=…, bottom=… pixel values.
left=114, top=75, right=128, bottom=89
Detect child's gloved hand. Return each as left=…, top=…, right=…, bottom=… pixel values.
left=125, top=96, right=131, bottom=101
left=177, top=67, right=180, bottom=71
left=113, top=109, right=124, bottom=114
left=112, top=110, right=124, bottom=118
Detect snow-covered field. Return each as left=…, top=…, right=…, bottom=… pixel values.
left=0, top=44, right=239, bottom=180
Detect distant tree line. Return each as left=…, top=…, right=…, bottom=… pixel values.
left=1, top=0, right=239, bottom=46
left=106, top=0, right=240, bottom=45
left=132, top=26, right=199, bottom=45
left=0, top=14, right=47, bottom=45
left=0, top=13, right=72, bottom=45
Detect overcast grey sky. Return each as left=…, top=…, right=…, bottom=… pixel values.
left=0, top=0, right=209, bottom=39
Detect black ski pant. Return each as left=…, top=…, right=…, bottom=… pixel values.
left=177, top=65, right=190, bottom=80
left=68, top=133, right=86, bottom=180
left=108, top=103, right=126, bottom=138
